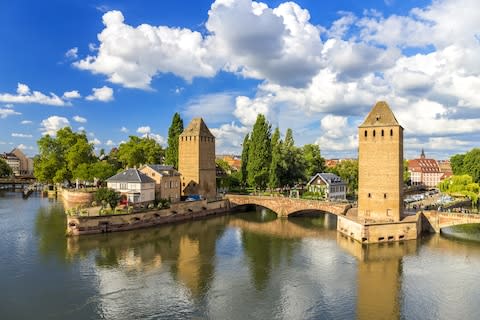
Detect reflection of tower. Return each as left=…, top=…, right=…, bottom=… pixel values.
left=358, top=101, right=403, bottom=222
left=178, top=118, right=216, bottom=200
left=337, top=234, right=417, bottom=320
left=177, top=236, right=201, bottom=296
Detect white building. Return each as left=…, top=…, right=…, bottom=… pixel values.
left=306, top=173, right=347, bottom=201
left=106, top=168, right=155, bottom=204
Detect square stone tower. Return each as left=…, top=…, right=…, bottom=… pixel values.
left=178, top=118, right=216, bottom=200
left=358, top=101, right=404, bottom=222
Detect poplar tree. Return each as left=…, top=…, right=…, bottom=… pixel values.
left=302, top=144, right=325, bottom=178
left=247, top=114, right=271, bottom=189
left=268, top=127, right=282, bottom=189
left=165, top=113, right=184, bottom=168
left=240, top=133, right=250, bottom=186
left=280, top=128, right=304, bottom=186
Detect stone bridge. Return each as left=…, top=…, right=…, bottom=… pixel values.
left=225, top=194, right=351, bottom=217
left=422, top=211, right=480, bottom=233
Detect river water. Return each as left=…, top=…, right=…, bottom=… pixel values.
left=1, top=191, right=480, bottom=320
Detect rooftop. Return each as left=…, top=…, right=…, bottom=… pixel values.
left=106, top=168, right=155, bottom=183
left=359, top=101, right=401, bottom=128
left=179, top=118, right=215, bottom=138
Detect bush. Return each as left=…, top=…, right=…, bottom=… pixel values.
left=95, top=188, right=121, bottom=210
left=148, top=203, right=154, bottom=209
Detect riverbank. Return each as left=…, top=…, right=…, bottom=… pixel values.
left=66, top=199, right=229, bottom=235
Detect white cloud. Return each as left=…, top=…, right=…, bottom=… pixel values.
left=106, top=139, right=115, bottom=146
left=4, top=104, right=14, bottom=108
left=143, top=133, right=165, bottom=145
left=17, top=144, right=34, bottom=150
left=65, top=47, right=78, bottom=59
left=73, top=115, right=87, bottom=123
left=11, top=133, right=33, bottom=138
left=0, top=83, right=68, bottom=106
left=320, top=115, right=348, bottom=139
left=91, top=138, right=101, bottom=145
left=137, top=126, right=151, bottom=134
left=86, top=86, right=114, bottom=102
left=63, top=90, right=81, bottom=99
left=21, top=120, right=32, bottom=125
left=0, top=108, right=21, bottom=118
left=40, top=116, right=70, bottom=136
left=78, top=126, right=85, bottom=131
left=210, top=122, right=249, bottom=154
left=120, top=126, right=129, bottom=133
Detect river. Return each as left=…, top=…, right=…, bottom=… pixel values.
left=1, top=191, right=480, bottom=319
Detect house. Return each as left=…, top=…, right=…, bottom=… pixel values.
left=106, top=168, right=155, bottom=204
left=408, top=150, right=444, bottom=188
left=306, top=173, right=347, bottom=200
left=139, top=164, right=181, bottom=202
left=1, top=152, right=20, bottom=176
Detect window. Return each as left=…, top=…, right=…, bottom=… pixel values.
left=390, top=129, right=393, bottom=136
left=384, top=193, right=387, bottom=199
left=364, top=130, right=367, bottom=137
left=373, top=130, right=376, bottom=137
left=368, top=193, right=371, bottom=198
left=381, top=129, right=384, bottom=137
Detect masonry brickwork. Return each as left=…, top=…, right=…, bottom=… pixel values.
left=178, top=118, right=216, bottom=200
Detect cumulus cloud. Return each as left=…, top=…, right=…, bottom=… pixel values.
left=73, top=0, right=480, bottom=158
left=73, top=115, right=87, bottom=123
left=120, top=126, right=129, bottom=133
left=63, top=90, right=81, bottom=99
left=0, top=83, right=68, bottom=106
left=21, top=120, right=32, bottom=125
left=91, top=138, right=101, bottom=145
left=144, top=133, right=165, bottom=145
left=11, top=133, right=33, bottom=138
left=210, top=122, right=249, bottom=154
left=0, top=108, right=21, bottom=118
left=40, top=116, right=70, bottom=135
left=17, top=144, right=34, bottom=151
left=65, top=47, right=78, bottom=59
left=183, top=93, right=236, bottom=123
left=106, top=139, right=115, bottom=146
left=136, top=126, right=151, bottom=134
left=86, top=86, right=114, bottom=102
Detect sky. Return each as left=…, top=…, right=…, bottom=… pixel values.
left=0, top=0, right=479, bottom=160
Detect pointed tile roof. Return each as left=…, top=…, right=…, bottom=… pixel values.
left=106, top=168, right=155, bottom=183
left=180, top=118, right=215, bottom=138
left=359, top=101, right=401, bottom=128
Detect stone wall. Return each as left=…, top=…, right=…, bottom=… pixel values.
left=61, top=189, right=94, bottom=208
left=66, top=199, right=228, bottom=236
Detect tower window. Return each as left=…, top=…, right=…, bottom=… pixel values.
left=373, top=130, right=376, bottom=137
left=390, top=129, right=393, bottom=136
left=384, top=193, right=387, bottom=199
left=368, top=193, right=371, bottom=198
left=381, top=129, right=384, bottom=137
left=364, top=130, right=367, bottom=137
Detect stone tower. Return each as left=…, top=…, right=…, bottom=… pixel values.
left=178, top=118, right=216, bottom=200
left=358, top=101, right=403, bottom=222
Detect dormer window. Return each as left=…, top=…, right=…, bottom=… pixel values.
left=376, top=114, right=381, bottom=121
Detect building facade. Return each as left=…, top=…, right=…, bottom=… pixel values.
left=178, top=118, right=216, bottom=200
left=306, top=173, right=347, bottom=200
left=358, top=101, right=403, bottom=222
left=408, top=150, right=444, bottom=188
left=139, top=164, right=181, bottom=202
left=106, top=168, right=155, bottom=204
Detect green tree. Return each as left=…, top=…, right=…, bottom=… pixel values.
left=240, top=133, right=250, bottom=186
left=279, top=129, right=305, bottom=186
left=462, top=148, right=480, bottom=183
left=302, top=144, right=325, bottom=178
left=34, top=127, right=94, bottom=184
left=72, top=161, right=117, bottom=183
left=404, top=159, right=411, bottom=185
left=247, top=114, right=271, bottom=189
left=95, top=188, right=121, bottom=210
left=330, top=159, right=358, bottom=195
left=450, top=153, right=465, bottom=175
left=438, top=175, right=479, bottom=207
left=117, top=136, right=164, bottom=168
left=0, top=158, right=13, bottom=177
left=268, top=127, right=282, bottom=189
left=164, top=113, right=184, bottom=169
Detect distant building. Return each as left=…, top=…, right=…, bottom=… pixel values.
left=408, top=150, right=444, bottom=188
left=325, top=159, right=340, bottom=168
left=106, top=168, right=155, bottom=204
left=306, top=173, right=347, bottom=200
left=437, top=159, right=453, bottom=179
left=139, top=164, right=181, bottom=203
left=217, top=155, right=241, bottom=172
left=178, top=118, right=216, bottom=200
left=0, top=148, right=33, bottom=176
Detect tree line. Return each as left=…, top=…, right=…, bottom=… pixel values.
left=240, top=114, right=334, bottom=190
left=33, top=113, right=184, bottom=184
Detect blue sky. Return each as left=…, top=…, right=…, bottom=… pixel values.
left=1, top=0, right=479, bottom=160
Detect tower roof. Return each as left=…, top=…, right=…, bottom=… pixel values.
left=180, top=118, right=215, bottom=138
left=359, top=101, right=401, bottom=128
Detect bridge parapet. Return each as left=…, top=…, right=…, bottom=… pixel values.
left=225, top=194, right=351, bottom=217
left=422, top=210, right=480, bottom=233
